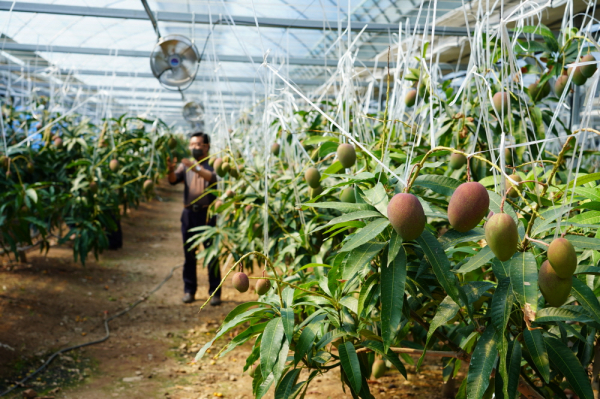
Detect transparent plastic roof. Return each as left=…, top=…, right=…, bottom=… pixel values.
left=0, top=0, right=456, bottom=127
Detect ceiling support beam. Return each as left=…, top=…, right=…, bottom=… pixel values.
left=0, top=1, right=474, bottom=37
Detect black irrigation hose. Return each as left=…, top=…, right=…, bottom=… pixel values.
left=0, top=264, right=183, bottom=398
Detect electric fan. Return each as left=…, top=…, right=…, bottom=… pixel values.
left=142, top=0, right=200, bottom=91
left=182, top=101, right=204, bottom=122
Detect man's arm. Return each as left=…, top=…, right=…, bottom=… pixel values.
left=168, top=157, right=183, bottom=185
left=181, top=159, right=216, bottom=182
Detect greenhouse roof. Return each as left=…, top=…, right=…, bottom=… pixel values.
left=0, top=0, right=553, bottom=129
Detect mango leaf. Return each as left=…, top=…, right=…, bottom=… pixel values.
left=281, top=308, right=294, bottom=345
left=414, top=175, right=461, bottom=197
left=304, top=136, right=338, bottom=145
left=357, top=273, right=379, bottom=318
left=562, top=172, right=600, bottom=191
left=197, top=307, right=268, bottom=361
left=314, top=210, right=382, bottom=233
left=535, top=307, right=593, bottom=323
left=545, top=337, right=594, bottom=399
left=574, top=187, right=600, bottom=202
left=532, top=206, right=572, bottom=236
left=507, top=340, right=522, bottom=399
left=417, top=296, right=459, bottom=369
left=363, top=182, right=389, bottom=217
left=523, top=328, right=549, bottom=383
left=323, top=160, right=344, bottom=175
left=294, top=322, right=320, bottom=365
left=492, top=258, right=511, bottom=279
left=342, top=241, right=386, bottom=280
left=417, top=230, right=466, bottom=307
left=381, top=247, right=407, bottom=352
left=260, top=318, right=284, bottom=376
left=455, top=246, right=495, bottom=273
left=565, top=235, right=600, bottom=250
left=340, top=218, right=390, bottom=253
left=319, top=141, right=338, bottom=157
left=339, top=341, right=362, bottom=394
left=509, top=252, right=538, bottom=312
left=491, top=277, right=513, bottom=333
left=361, top=340, right=407, bottom=378
left=301, top=202, right=376, bottom=213
left=467, top=327, right=498, bottom=399
left=439, top=228, right=485, bottom=249
left=521, top=25, right=558, bottom=52
left=274, top=368, right=302, bottom=399
left=218, top=322, right=268, bottom=358
left=574, top=266, right=600, bottom=275
left=571, top=278, right=600, bottom=324
left=25, top=188, right=37, bottom=203
left=388, top=231, right=403, bottom=266
left=568, top=211, right=600, bottom=225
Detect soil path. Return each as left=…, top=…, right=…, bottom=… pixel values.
left=0, top=182, right=455, bottom=399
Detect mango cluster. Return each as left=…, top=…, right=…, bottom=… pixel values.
left=539, top=238, right=577, bottom=307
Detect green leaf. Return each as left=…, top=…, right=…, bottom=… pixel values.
left=301, top=202, right=375, bottom=213
left=363, top=182, right=389, bottom=217
left=509, top=252, right=538, bottom=312
left=294, top=322, right=320, bottom=365
left=563, top=172, right=600, bottom=190
left=275, top=368, right=302, bottom=399
left=361, top=340, right=407, bottom=378
left=568, top=211, right=600, bottom=225
left=535, top=307, right=593, bottom=323
left=218, top=322, right=268, bottom=358
left=545, top=337, right=594, bottom=399
left=304, top=136, right=338, bottom=145
left=342, top=241, right=386, bottom=280
left=381, top=247, right=407, bottom=352
left=507, top=340, right=522, bottom=399
left=491, top=277, right=513, bottom=333
left=388, top=231, right=403, bottom=266
left=417, top=296, right=459, bottom=369
left=575, top=187, right=600, bottom=202
left=25, top=188, right=37, bottom=203
left=467, top=327, right=498, bottom=399
left=574, top=266, right=600, bottom=275
left=223, top=302, right=269, bottom=323
left=565, top=235, right=600, bottom=250
left=523, top=328, right=549, bottom=383
left=196, top=307, right=267, bottom=361
left=323, top=160, right=344, bottom=175
left=319, top=141, right=338, bottom=157
left=492, top=258, right=511, bottom=279
left=260, top=318, right=285, bottom=376
left=532, top=206, right=573, bottom=236
left=440, top=228, right=485, bottom=249
left=521, top=24, right=558, bottom=52
left=315, top=211, right=383, bottom=233
left=571, top=278, right=600, bottom=324
left=281, top=308, right=294, bottom=345
left=357, top=273, right=379, bottom=318
left=417, top=230, right=465, bottom=306
left=340, top=218, right=390, bottom=252
left=339, top=341, right=362, bottom=394
left=455, top=246, right=495, bottom=273
left=414, top=175, right=461, bottom=196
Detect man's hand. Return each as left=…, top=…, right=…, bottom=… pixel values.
left=167, top=157, right=178, bottom=173
left=181, top=158, right=193, bottom=168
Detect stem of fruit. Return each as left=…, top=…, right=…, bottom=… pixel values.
left=198, top=251, right=283, bottom=312
left=521, top=136, right=573, bottom=249
left=524, top=235, right=549, bottom=247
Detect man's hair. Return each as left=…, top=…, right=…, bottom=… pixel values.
left=191, top=132, right=210, bottom=145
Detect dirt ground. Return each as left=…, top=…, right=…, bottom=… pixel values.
left=0, top=181, right=460, bottom=399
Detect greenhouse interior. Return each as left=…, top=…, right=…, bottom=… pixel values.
left=1, top=0, right=600, bottom=398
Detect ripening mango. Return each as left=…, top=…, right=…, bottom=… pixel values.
left=448, top=182, right=489, bottom=232
left=547, top=238, right=577, bottom=279
left=539, top=260, right=572, bottom=307
left=387, top=193, right=426, bottom=241
left=484, top=213, right=518, bottom=261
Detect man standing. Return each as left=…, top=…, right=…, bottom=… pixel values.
left=168, top=132, right=221, bottom=305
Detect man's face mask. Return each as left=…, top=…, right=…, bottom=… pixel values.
left=192, top=148, right=204, bottom=160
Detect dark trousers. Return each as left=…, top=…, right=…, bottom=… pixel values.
left=181, top=208, right=221, bottom=297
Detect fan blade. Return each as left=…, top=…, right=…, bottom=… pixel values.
left=180, top=45, right=199, bottom=62
left=168, top=65, right=190, bottom=84
left=151, top=53, right=171, bottom=76
left=159, top=40, right=178, bottom=56
left=181, top=60, right=198, bottom=78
